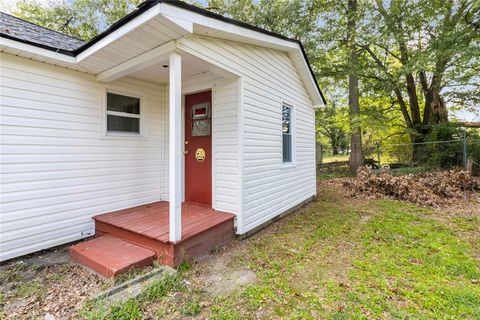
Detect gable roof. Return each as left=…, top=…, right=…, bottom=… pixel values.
left=0, top=0, right=326, bottom=105
left=0, top=12, right=85, bottom=52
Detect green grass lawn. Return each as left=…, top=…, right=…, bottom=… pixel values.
left=79, top=182, right=480, bottom=320
left=321, top=154, right=350, bottom=163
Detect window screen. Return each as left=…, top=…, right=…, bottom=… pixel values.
left=106, top=92, right=140, bottom=134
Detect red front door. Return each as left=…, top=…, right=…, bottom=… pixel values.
left=184, top=91, right=212, bottom=205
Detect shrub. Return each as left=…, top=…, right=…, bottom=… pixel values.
left=419, top=124, right=480, bottom=173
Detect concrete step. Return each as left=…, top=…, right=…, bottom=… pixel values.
left=70, top=236, right=155, bottom=278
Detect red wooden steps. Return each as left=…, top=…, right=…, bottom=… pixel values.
left=70, top=236, right=155, bottom=278
left=71, top=201, right=235, bottom=277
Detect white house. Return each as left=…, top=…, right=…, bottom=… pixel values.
left=0, top=0, right=325, bottom=273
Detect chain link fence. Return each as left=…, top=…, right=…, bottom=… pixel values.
left=375, top=137, right=480, bottom=176
left=317, top=132, right=480, bottom=177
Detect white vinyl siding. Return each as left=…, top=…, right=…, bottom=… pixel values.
left=0, top=53, right=166, bottom=261
left=178, top=36, right=316, bottom=234
left=212, top=79, right=239, bottom=213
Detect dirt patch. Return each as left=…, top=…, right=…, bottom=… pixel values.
left=0, top=246, right=70, bottom=276
left=202, top=268, right=256, bottom=296
left=186, top=240, right=257, bottom=297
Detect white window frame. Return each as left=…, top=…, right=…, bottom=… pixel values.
left=281, top=102, right=295, bottom=167
left=101, top=87, right=146, bottom=138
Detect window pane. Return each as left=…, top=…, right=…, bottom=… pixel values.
left=107, top=93, right=140, bottom=114
left=107, top=115, right=140, bottom=133
left=283, top=134, right=292, bottom=162
left=282, top=105, right=291, bottom=134
left=282, top=104, right=292, bottom=163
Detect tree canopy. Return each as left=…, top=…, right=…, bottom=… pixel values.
left=12, top=0, right=142, bottom=40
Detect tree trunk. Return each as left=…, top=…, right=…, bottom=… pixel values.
left=331, top=132, right=340, bottom=155
left=332, top=146, right=339, bottom=155
left=412, top=131, right=429, bottom=163
left=347, top=0, right=364, bottom=172
left=412, top=88, right=448, bottom=163
left=425, top=90, right=448, bottom=125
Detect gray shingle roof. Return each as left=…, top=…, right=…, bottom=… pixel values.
left=0, top=12, right=85, bottom=51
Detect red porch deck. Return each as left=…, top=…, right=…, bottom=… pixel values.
left=93, top=202, right=233, bottom=242
left=71, top=202, right=235, bottom=275
left=94, top=202, right=235, bottom=267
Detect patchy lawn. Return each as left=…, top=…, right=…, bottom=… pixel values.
left=1, top=180, right=479, bottom=319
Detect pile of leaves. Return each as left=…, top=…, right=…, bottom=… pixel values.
left=344, top=167, right=480, bottom=207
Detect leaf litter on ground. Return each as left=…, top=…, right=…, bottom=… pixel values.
left=343, top=167, right=480, bottom=208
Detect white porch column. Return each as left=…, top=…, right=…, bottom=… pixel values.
left=169, top=52, right=182, bottom=242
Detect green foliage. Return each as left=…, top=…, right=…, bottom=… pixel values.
left=203, top=0, right=323, bottom=57
left=181, top=297, right=202, bottom=315
left=200, top=0, right=479, bottom=164
left=210, top=299, right=242, bottom=320
left=109, top=299, right=142, bottom=320
left=467, top=129, right=480, bottom=175
left=176, top=261, right=192, bottom=273
left=155, top=306, right=167, bottom=317
left=78, top=274, right=181, bottom=319
left=17, top=280, right=46, bottom=299
left=317, top=166, right=354, bottom=180
left=140, top=274, right=181, bottom=302
left=12, top=0, right=143, bottom=40
left=418, top=124, right=480, bottom=171
left=340, top=202, right=480, bottom=318
left=78, top=298, right=143, bottom=320
left=316, top=97, right=349, bottom=156
left=424, top=124, right=465, bottom=168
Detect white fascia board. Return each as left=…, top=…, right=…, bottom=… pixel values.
left=0, top=37, right=76, bottom=64
left=159, top=3, right=298, bottom=51
left=96, top=40, right=176, bottom=82
left=76, top=4, right=163, bottom=63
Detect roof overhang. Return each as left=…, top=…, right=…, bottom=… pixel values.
left=0, top=0, right=325, bottom=106
left=157, top=2, right=325, bottom=107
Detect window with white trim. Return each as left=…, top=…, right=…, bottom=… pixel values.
left=282, top=104, right=293, bottom=163
left=106, top=92, right=141, bottom=134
